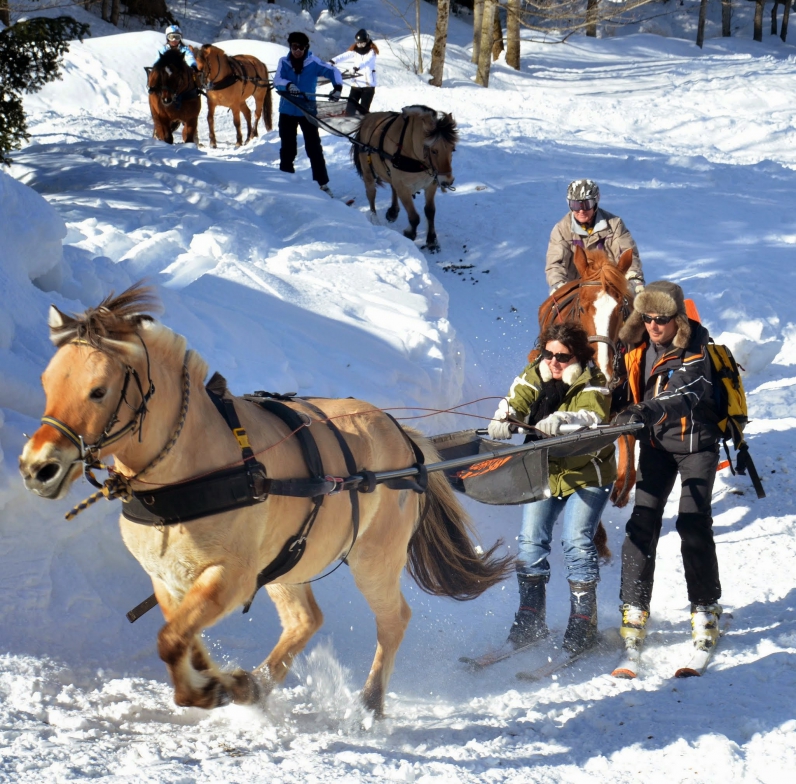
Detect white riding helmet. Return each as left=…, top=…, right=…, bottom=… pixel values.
left=165, top=24, right=182, bottom=42
left=566, top=179, right=600, bottom=204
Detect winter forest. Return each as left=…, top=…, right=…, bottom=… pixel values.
left=2, top=0, right=796, bottom=782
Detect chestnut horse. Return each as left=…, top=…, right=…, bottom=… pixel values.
left=536, top=246, right=637, bottom=557
left=19, top=285, right=512, bottom=716
left=193, top=44, right=273, bottom=148
left=146, top=48, right=201, bottom=144
left=353, top=105, right=457, bottom=253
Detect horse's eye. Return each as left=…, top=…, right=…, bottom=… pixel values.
left=90, top=387, right=107, bottom=401
left=431, top=149, right=438, bottom=155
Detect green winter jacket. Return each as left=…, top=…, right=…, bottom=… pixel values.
left=505, top=361, right=617, bottom=497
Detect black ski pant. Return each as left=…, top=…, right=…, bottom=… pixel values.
left=278, top=114, right=329, bottom=186
left=620, top=443, right=721, bottom=610
left=347, top=86, right=375, bottom=116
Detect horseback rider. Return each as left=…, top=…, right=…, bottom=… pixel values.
left=274, top=31, right=343, bottom=197
left=157, top=24, right=197, bottom=71
left=611, top=281, right=724, bottom=663
left=331, top=28, right=379, bottom=116
left=487, top=322, right=617, bottom=656
left=546, top=179, right=645, bottom=296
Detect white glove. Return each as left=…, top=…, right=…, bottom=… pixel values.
left=488, top=418, right=512, bottom=440
left=536, top=411, right=570, bottom=436
left=287, top=83, right=301, bottom=96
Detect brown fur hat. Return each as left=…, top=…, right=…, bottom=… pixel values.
left=619, top=280, right=692, bottom=349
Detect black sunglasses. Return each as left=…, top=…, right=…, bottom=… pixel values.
left=290, top=43, right=307, bottom=51
left=641, top=313, right=674, bottom=326
left=568, top=199, right=597, bottom=212
left=541, top=348, right=574, bottom=363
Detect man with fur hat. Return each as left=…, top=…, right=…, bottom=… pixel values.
left=546, top=179, right=645, bottom=296
left=612, top=280, right=724, bottom=666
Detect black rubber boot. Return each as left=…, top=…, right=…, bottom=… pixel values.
left=507, top=574, right=549, bottom=648
left=562, top=580, right=599, bottom=654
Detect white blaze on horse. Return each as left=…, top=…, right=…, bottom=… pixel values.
left=18, top=284, right=512, bottom=716
left=353, top=105, right=457, bottom=253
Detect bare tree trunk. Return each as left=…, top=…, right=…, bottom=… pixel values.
left=415, top=0, right=424, bottom=74
left=586, top=0, right=599, bottom=37
left=506, top=0, right=520, bottom=70
left=101, top=0, right=110, bottom=22
left=472, top=0, right=485, bottom=64
left=696, top=0, right=709, bottom=47
left=476, top=0, right=496, bottom=86
left=782, top=0, right=791, bottom=40
left=111, top=0, right=120, bottom=26
left=492, top=6, right=504, bottom=61
left=430, top=0, right=451, bottom=87
left=772, top=0, right=779, bottom=34
left=753, top=0, right=765, bottom=41
left=0, top=1, right=10, bottom=27
left=722, top=0, right=732, bottom=36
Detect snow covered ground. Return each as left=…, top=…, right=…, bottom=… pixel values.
left=2, top=1, right=796, bottom=781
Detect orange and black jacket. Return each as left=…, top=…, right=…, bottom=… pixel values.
left=624, top=320, right=722, bottom=453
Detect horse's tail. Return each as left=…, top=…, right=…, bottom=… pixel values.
left=263, top=72, right=273, bottom=132
left=403, top=428, right=515, bottom=600
left=351, top=130, right=364, bottom=179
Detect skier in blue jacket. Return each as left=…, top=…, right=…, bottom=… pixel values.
left=157, top=25, right=197, bottom=70
left=273, top=31, right=343, bottom=196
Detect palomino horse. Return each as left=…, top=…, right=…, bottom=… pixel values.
left=353, top=105, right=457, bottom=253
left=19, top=285, right=512, bottom=716
left=536, top=246, right=636, bottom=556
left=193, top=44, right=273, bottom=148
left=146, top=49, right=201, bottom=145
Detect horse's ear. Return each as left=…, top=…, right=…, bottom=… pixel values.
left=48, top=305, right=66, bottom=331
left=617, top=248, right=634, bottom=274
left=48, top=305, right=77, bottom=345
left=145, top=66, right=152, bottom=75
left=572, top=244, right=589, bottom=278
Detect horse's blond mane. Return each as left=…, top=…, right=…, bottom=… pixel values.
left=580, top=248, right=631, bottom=300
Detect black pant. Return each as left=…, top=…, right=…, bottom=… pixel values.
left=347, top=86, right=375, bottom=116
left=620, top=444, right=721, bottom=609
left=278, top=114, right=329, bottom=186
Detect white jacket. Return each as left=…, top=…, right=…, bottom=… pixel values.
left=331, top=48, right=377, bottom=88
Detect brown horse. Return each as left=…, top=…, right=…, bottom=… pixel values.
left=18, top=284, right=512, bottom=716
left=353, top=105, right=457, bottom=253
left=146, top=49, right=201, bottom=145
left=536, top=246, right=637, bottom=556
left=193, top=44, right=273, bottom=148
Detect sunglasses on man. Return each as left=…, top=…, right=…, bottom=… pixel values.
left=290, top=43, right=307, bottom=51
left=568, top=199, right=597, bottom=212
left=641, top=313, right=674, bottom=326
left=541, top=348, right=574, bottom=363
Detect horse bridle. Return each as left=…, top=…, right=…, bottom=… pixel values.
left=40, top=336, right=157, bottom=487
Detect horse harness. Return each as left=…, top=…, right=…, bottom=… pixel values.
left=146, top=66, right=199, bottom=109
left=543, top=279, right=632, bottom=388
left=358, top=113, right=440, bottom=182
left=118, top=384, right=428, bottom=622
left=202, top=53, right=270, bottom=93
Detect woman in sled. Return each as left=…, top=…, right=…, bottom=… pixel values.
left=488, top=321, right=617, bottom=654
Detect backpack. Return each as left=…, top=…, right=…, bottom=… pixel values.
left=705, top=340, right=765, bottom=499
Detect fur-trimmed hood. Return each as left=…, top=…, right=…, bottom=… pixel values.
left=619, top=280, right=691, bottom=350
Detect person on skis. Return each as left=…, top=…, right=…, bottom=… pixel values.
left=273, top=31, right=343, bottom=197
left=487, top=321, right=616, bottom=655
left=157, top=25, right=197, bottom=70
left=546, top=179, right=645, bottom=296
left=330, top=28, right=378, bottom=116
left=612, top=281, right=724, bottom=660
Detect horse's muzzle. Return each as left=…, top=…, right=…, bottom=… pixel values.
left=19, top=440, right=81, bottom=500
left=438, top=173, right=455, bottom=191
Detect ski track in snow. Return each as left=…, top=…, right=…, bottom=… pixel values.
left=3, top=1, right=796, bottom=781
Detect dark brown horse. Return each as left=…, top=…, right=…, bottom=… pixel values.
left=353, top=105, right=457, bottom=253
left=536, top=245, right=637, bottom=558
left=192, top=44, right=273, bottom=148
left=146, top=49, right=201, bottom=145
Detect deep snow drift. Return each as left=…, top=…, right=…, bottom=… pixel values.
left=2, top=1, right=796, bottom=781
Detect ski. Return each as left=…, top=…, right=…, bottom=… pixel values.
left=459, top=636, right=550, bottom=671
left=611, top=642, right=643, bottom=679
left=515, top=648, right=585, bottom=682
left=674, top=615, right=732, bottom=678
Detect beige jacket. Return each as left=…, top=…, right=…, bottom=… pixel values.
left=545, top=209, right=644, bottom=293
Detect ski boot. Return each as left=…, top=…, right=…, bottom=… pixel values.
left=619, top=603, right=649, bottom=648
left=507, top=574, right=549, bottom=649
left=691, top=603, right=722, bottom=651
left=562, top=580, right=599, bottom=654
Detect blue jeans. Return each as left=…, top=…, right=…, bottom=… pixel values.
left=517, top=484, right=613, bottom=584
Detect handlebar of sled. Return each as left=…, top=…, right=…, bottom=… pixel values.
left=372, top=422, right=644, bottom=484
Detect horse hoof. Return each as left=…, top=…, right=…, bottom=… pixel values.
left=425, top=241, right=440, bottom=254
left=403, top=229, right=417, bottom=240
left=368, top=212, right=381, bottom=226
left=229, top=668, right=260, bottom=705
left=385, top=209, right=399, bottom=223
